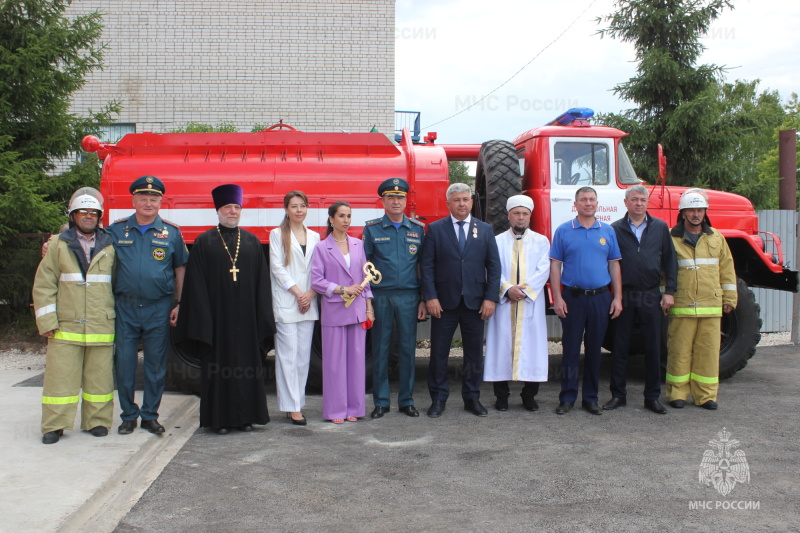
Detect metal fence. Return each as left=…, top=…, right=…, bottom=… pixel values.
left=755, top=210, right=798, bottom=332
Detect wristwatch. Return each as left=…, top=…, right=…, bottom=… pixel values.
left=339, top=285, right=345, bottom=293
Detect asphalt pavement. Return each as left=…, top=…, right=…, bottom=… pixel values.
left=2, top=346, right=798, bottom=533
left=117, top=345, right=798, bottom=533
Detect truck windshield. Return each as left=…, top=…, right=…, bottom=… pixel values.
left=618, top=142, right=641, bottom=185
left=553, top=142, right=609, bottom=186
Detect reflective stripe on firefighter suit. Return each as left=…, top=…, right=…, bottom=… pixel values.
left=32, top=228, right=116, bottom=434
left=666, top=222, right=737, bottom=405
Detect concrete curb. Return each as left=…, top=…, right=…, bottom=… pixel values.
left=58, top=396, right=200, bottom=533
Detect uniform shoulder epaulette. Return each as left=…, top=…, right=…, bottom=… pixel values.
left=364, top=218, right=382, bottom=226
left=409, top=218, right=426, bottom=228
left=113, top=216, right=129, bottom=224
left=161, top=218, right=181, bottom=229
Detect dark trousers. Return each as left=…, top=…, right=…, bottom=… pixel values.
left=114, top=296, right=172, bottom=421
left=559, top=290, right=611, bottom=404
left=610, top=290, right=663, bottom=401
left=493, top=381, right=540, bottom=399
left=371, top=289, right=418, bottom=408
left=428, top=300, right=485, bottom=402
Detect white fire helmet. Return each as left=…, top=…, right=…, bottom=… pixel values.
left=678, top=192, right=709, bottom=211
left=68, top=194, right=103, bottom=216
left=69, top=186, right=104, bottom=207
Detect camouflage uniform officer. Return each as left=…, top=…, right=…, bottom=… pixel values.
left=363, top=178, right=427, bottom=418
left=107, top=176, right=189, bottom=435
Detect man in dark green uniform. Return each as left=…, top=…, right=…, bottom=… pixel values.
left=363, top=178, right=426, bottom=418
left=107, top=176, right=189, bottom=435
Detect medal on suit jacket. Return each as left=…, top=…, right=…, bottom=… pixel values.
left=342, top=261, right=382, bottom=308
left=472, top=226, right=478, bottom=238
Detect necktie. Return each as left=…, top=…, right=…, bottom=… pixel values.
left=457, top=220, right=466, bottom=253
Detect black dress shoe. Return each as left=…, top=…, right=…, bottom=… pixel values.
left=89, top=426, right=109, bottom=437
left=399, top=405, right=419, bottom=417
left=644, top=399, right=667, bottom=414
left=238, top=424, right=254, bottom=432
left=670, top=399, right=685, bottom=409
left=556, top=402, right=574, bottom=415
left=494, top=397, right=509, bottom=411
left=371, top=406, right=390, bottom=419
left=700, top=400, right=718, bottom=410
left=581, top=401, right=602, bottom=415
left=118, top=420, right=137, bottom=434
left=141, top=419, right=165, bottom=434
left=427, top=400, right=446, bottom=418
left=603, top=397, right=627, bottom=410
left=521, top=396, right=539, bottom=412
left=287, top=413, right=307, bottom=425
left=42, top=429, right=63, bottom=444
left=463, top=399, right=488, bottom=417
left=214, top=427, right=230, bottom=435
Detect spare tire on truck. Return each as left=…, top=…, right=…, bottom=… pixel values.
left=472, top=140, right=522, bottom=233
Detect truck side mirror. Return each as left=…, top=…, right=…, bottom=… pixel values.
left=658, top=144, right=667, bottom=184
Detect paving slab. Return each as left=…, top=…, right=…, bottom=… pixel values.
left=0, top=369, right=198, bottom=533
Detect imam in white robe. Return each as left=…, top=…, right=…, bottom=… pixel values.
left=484, top=228, right=551, bottom=382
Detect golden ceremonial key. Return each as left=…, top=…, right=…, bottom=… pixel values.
left=342, top=261, right=382, bottom=308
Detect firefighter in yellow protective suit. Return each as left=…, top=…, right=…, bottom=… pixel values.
left=33, top=189, right=117, bottom=444
left=666, top=191, right=737, bottom=410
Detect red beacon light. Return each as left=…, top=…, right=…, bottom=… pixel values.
left=548, top=108, right=594, bottom=127
left=81, top=135, right=101, bottom=153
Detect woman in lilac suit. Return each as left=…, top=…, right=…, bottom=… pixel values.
left=311, top=201, right=374, bottom=424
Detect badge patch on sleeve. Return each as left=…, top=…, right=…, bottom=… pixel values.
left=152, top=248, right=166, bottom=260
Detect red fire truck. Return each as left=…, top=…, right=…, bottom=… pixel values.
left=82, top=109, right=798, bottom=391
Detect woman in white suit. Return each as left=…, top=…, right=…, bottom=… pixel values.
left=269, top=191, right=320, bottom=425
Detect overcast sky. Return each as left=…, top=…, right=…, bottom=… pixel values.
left=395, top=0, right=800, bottom=144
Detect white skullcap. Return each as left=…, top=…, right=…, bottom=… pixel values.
left=506, top=195, right=533, bottom=213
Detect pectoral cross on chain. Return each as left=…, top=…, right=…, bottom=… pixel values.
left=229, top=265, right=239, bottom=282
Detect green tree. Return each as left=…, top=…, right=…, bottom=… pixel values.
left=448, top=161, right=473, bottom=186
left=169, top=121, right=239, bottom=133
left=757, top=94, right=800, bottom=209
left=0, top=0, right=118, bottom=323
left=596, top=0, right=786, bottom=207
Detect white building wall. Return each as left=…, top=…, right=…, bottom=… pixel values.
left=66, top=0, right=395, bottom=135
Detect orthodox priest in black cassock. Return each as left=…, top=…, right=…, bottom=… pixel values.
left=175, top=184, right=274, bottom=433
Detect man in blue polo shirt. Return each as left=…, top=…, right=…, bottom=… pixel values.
left=549, top=187, right=622, bottom=415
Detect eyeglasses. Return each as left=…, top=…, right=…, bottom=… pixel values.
left=76, top=209, right=101, bottom=218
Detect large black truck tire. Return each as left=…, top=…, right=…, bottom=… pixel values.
left=164, top=330, right=202, bottom=395
left=473, top=140, right=522, bottom=233
left=653, top=277, right=761, bottom=380
left=718, top=277, right=761, bottom=379
left=165, top=329, right=275, bottom=395
left=306, top=322, right=373, bottom=393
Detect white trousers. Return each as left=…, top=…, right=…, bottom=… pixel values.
left=274, top=320, right=315, bottom=412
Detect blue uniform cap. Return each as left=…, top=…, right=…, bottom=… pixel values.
left=129, top=175, right=165, bottom=196
left=378, top=178, right=409, bottom=197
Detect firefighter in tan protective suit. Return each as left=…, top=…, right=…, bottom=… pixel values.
left=33, top=188, right=116, bottom=444
left=666, top=190, right=737, bottom=410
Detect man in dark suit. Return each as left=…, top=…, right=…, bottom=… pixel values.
left=420, top=183, right=501, bottom=418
